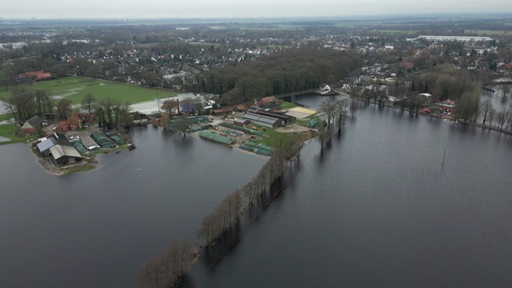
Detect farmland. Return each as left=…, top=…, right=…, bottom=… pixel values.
left=0, top=77, right=177, bottom=105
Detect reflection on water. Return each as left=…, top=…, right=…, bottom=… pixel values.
left=191, top=100, right=512, bottom=288
left=0, top=127, right=266, bottom=288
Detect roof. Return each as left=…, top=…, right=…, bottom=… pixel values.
left=18, top=71, right=52, bottom=81
left=243, top=112, right=280, bottom=125
left=22, top=115, right=42, bottom=129
left=48, top=132, right=72, bottom=146
left=49, top=145, right=82, bottom=160
left=248, top=108, right=290, bottom=120
left=37, top=138, right=56, bottom=153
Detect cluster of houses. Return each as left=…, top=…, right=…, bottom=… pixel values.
left=36, top=132, right=83, bottom=165
left=232, top=96, right=296, bottom=129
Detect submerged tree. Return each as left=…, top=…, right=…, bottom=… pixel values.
left=480, top=99, right=493, bottom=126
left=320, top=99, right=338, bottom=130
left=173, top=116, right=191, bottom=138
left=139, top=241, right=194, bottom=288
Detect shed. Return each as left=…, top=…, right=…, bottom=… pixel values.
left=49, top=145, right=83, bottom=165
left=243, top=112, right=281, bottom=128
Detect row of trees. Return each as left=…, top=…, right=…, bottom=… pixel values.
left=138, top=241, right=195, bottom=288
left=6, top=89, right=53, bottom=122
left=318, top=98, right=351, bottom=151
left=197, top=136, right=301, bottom=248
left=6, top=88, right=133, bottom=131
left=480, top=99, right=512, bottom=132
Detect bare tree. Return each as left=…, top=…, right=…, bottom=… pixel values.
left=81, top=93, right=96, bottom=114
left=496, top=110, right=507, bottom=132
left=488, top=108, right=497, bottom=129
left=480, top=99, right=493, bottom=126
left=139, top=241, right=194, bottom=288
left=56, top=98, right=72, bottom=120
left=320, top=99, right=337, bottom=130
left=161, top=99, right=180, bottom=119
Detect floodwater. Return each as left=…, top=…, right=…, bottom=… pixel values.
left=191, top=99, right=512, bottom=288
left=0, top=127, right=266, bottom=288
left=2, top=96, right=512, bottom=288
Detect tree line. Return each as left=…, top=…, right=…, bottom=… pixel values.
left=6, top=88, right=133, bottom=130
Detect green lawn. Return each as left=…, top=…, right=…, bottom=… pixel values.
left=0, top=113, right=13, bottom=122
left=252, top=127, right=299, bottom=149
left=0, top=123, right=31, bottom=145
left=0, top=77, right=177, bottom=105
left=279, top=100, right=298, bottom=110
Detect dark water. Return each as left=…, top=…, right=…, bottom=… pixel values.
left=192, top=102, right=512, bottom=287
left=2, top=100, right=512, bottom=288
left=0, top=127, right=266, bottom=288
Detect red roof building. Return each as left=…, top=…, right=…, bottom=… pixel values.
left=17, top=71, right=53, bottom=83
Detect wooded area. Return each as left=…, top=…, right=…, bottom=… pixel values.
left=196, top=49, right=362, bottom=105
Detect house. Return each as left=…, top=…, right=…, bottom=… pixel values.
left=256, top=96, right=280, bottom=110
left=19, top=115, right=43, bottom=135
left=17, top=71, right=53, bottom=83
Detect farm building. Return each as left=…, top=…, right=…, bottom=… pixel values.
left=36, top=132, right=83, bottom=165
left=19, top=115, right=43, bottom=135
left=243, top=112, right=281, bottom=128
left=49, top=145, right=83, bottom=165
left=17, top=71, right=53, bottom=83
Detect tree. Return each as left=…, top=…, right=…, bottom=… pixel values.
left=56, top=99, right=72, bottom=120
left=480, top=99, right=493, bottom=126
left=98, top=97, right=117, bottom=129
left=161, top=99, right=180, bottom=118
left=496, top=110, right=507, bottom=132
left=502, top=85, right=510, bottom=104
left=320, top=99, right=337, bottom=130
left=335, top=98, right=350, bottom=134
left=173, top=116, right=191, bottom=138
left=139, top=241, right=194, bottom=288
left=81, top=93, right=96, bottom=114
left=488, top=108, right=497, bottom=129
left=8, top=88, right=52, bottom=122
left=455, top=86, right=480, bottom=123
left=318, top=125, right=330, bottom=153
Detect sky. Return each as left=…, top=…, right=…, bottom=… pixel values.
left=2, top=0, right=512, bottom=19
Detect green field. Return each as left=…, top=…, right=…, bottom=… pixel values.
left=0, top=77, right=177, bottom=105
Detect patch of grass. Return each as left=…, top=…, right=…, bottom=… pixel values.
left=279, top=101, right=298, bottom=110
left=252, top=127, right=299, bottom=149
left=0, top=123, right=31, bottom=145
left=296, top=119, right=309, bottom=127
left=63, top=163, right=96, bottom=175
left=0, top=77, right=177, bottom=105
left=0, top=113, right=13, bottom=122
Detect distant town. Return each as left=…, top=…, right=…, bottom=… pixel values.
left=1, top=15, right=512, bottom=173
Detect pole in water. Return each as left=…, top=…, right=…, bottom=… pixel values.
left=442, top=150, right=447, bottom=167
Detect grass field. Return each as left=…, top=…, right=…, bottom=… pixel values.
left=0, top=77, right=177, bottom=105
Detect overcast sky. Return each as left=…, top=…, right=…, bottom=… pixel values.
left=2, top=0, right=512, bottom=19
